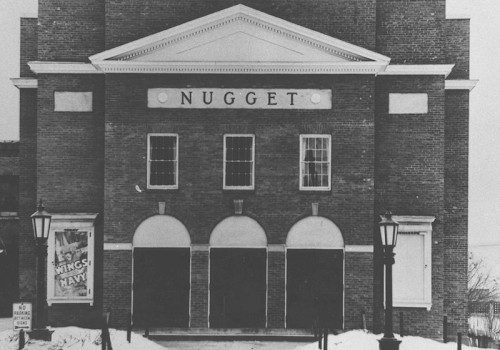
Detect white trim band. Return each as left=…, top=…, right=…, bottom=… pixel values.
left=345, top=245, right=374, bottom=253
left=379, top=64, right=455, bottom=77
left=10, top=78, right=38, bottom=89
left=445, top=79, right=478, bottom=91
left=28, top=61, right=101, bottom=74
left=104, top=243, right=133, bottom=251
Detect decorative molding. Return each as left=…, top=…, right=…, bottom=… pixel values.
left=10, top=78, right=38, bottom=89
left=379, top=64, right=455, bottom=77
left=191, top=244, right=209, bottom=252
left=90, top=5, right=390, bottom=64
left=104, top=243, right=132, bottom=251
left=93, top=61, right=388, bottom=75
left=445, top=79, right=478, bottom=91
left=20, top=13, right=38, bottom=18
left=50, top=213, right=98, bottom=230
left=268, top=244, right=285, bottom=252
left=345, top=245, right=374, bottom=253
left=393, top=215, right=435, bottom=233
left=28, top=61, right=101, bottom=74
left=88, top=4, right=389, bottom=75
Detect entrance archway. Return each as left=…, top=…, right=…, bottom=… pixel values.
left=209, top=216, right=267, bottom=328
left=132, top=215, right=191, bottom=327
left=286, top=216, right=344, bottom=329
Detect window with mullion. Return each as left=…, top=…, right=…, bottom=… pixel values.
left=147, top=134, right=178, bottom=189
left=224, top=135, right=254, bottom=189
left=300, top=135, right=331, bottom=190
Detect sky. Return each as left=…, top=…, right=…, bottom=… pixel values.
left=0, top=1, right=499, bottom=271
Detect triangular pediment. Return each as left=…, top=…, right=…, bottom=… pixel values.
left=90, top=4, right=390, bottom=74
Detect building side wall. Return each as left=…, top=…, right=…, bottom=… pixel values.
left=374, top=76, right=446, bottom=338
left=376, top=0, right=446, bottom=64
left=444, top=19, right=470, bottom=80
left=20, top=18, right=38, bottom=77
left=37, top=0, right=105, bottom=61
left=104, top=0, right=376, bottom=51
left=444, top=90, right=469, bottom=335
left=36, top=75, right=105, bottom=325
left=18, top=89, right=38, bottom=304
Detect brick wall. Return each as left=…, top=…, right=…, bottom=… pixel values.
left=445, top=19, right=470, bottom=80
left=20, top=18, right=37, bottom=78
left=18, top=89, right=38, bottom=304
left=38, top=0, right=105, bottom=61
left=376, top=0, right=446, bottom=64
left=104, top=0, right=376, bottom=51
left=345, top=252, right=374, bottom=330
left=103, top=74, right=375, bottom=247
left=102, top=250, right=132, bottom=328
left=36, top=75, right=105, bottom=324
left=444, top=90, right=469, bottom=334
left=267, top=250, right=286, bottom=328
left=374, top=75, right=446, bottom=338
left=190, top=249, right=209, bottom=328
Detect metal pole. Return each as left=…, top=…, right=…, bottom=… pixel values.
left=384, top=248, right=394, bottom=339
left=379, top=247, right=401, bottom=350
left=36, top=241, right=48, bottom=330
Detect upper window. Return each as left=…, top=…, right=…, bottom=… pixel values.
left=300, top=135, right=331, bottom=191
left=223, top=135, right=255, bottom=190
left=147, top=134, right=178, bottom=189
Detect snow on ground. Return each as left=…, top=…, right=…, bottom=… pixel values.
left=0, top=327, right=167, bottom=350
left=0, top=327, right=497, bottom=350
left=295, top=330, right=494, bottom=350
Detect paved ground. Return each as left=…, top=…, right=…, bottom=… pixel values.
left=154, top=340, right=308, bottom=350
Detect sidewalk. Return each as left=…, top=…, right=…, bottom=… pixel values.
left=155, top=340, right=307, bottom=350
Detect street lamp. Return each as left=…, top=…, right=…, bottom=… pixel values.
left=378, top=211, right=401, bottom=350
left=30, top=199, right=53, bottom=341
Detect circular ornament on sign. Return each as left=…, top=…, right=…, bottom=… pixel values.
left=158, top=92, right=169, bottom=103
left=311, top=93, right=321, bottom=104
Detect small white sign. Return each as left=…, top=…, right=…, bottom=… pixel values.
left=148, top=88, right=332, bottom=109
left=13, top=302, right=32, bottom=331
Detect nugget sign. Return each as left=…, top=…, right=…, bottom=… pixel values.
left=13, top=302, right=32, bottom=331
left=148, top=88, right=332, bottom=109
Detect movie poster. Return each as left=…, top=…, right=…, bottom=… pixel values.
left=53, top=229, right=89, bottom=298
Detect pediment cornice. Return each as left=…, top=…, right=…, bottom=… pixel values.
left=88, top=4, right=390, bottom=75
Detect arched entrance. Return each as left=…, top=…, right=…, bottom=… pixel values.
left=286, top=216, right=344, bottom=329
left=132, top=215, right=191, bottom=327
left=209, top=216, right=267, bottom=328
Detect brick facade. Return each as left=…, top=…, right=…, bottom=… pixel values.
left=10, top=0, right=471, bottom=339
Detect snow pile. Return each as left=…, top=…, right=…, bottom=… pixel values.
left=0, top=327, right=167, bottom=350
left=294, top=329, right=496, bottom=350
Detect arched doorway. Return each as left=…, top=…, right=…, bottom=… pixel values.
left=209, top=216, right=267, bottom=328
left=132, top=215, right=191, bottom=327
left=286, top=216, right=344, bottom=329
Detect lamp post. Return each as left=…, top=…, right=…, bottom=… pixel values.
left=378, top=211, right=401, bottom=350
left=30, top=199, right=53, bottom=341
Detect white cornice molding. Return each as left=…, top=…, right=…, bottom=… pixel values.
left=393, top=215, right=436, bottom=233
left=10, top=78, right=38, bottom=89
left=28, top=61, right=101, bottom=74
left=445, top=79, right=478, bottom=91
left=92, top=61, right=388, bottom=75
left=104, top=243, right=132, bottom=251
left=379, top=64, right=455, bottom=77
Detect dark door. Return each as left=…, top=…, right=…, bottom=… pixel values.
left=133, top=248, right=190, bottom=327
left=286, top=249, right=343, bottom=329
left=210, top=248, right=266, bottom=328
